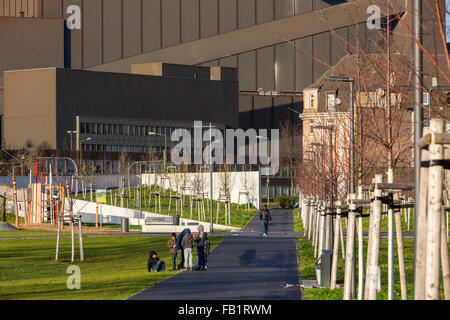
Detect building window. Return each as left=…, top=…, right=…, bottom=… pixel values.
left=327, top=93, right=336, bottom=111
left=423, top=92, right=430, bottom=106
left=80, top=123, right=86, bottom=134
left=124, top=125, right=129, bottom=136
left=310, top=93, right=315, bottom=109
left=309, top=121, right=314, bottom=134
left=86, top=123, right=91, bottom=134
left=97, top=123, right=102, bottom=135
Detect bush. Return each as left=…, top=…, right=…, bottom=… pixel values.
left=275, top=196, right=298, bottom=208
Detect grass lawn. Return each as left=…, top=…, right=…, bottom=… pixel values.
left=0, top=234, right=224, bottom=300
left=295, top=214, right=449, bottom=300
left=76, top=185, right=257, bottom=228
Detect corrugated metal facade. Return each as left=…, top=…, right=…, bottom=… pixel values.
left=0, top=0, right=445, bottom=132
left=3, top=68, right=57, bottom=149
left=0, top=17, right=64, bottom=73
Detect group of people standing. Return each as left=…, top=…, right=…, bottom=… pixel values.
left=148, top=224, right=209, bottom=273
left=147, top=206, right=272, bottom=273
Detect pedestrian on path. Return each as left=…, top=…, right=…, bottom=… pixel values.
left=194, top=225, right=207, bottom=271
left=167, top=233, right=178, bottom=270
left=181, top=229, right=194, bottom=270
left=259, top=205, right=272, bottom=237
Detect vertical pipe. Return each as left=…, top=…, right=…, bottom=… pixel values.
left=413, top=0, right=424, bottom=300
left=331, top=203, right=342, bottom=290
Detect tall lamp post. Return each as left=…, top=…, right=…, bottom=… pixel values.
left=313, top=125, right=335, bottom=252
left=79, top=137, right=93, bottom=164
left=325, top=75, right=356, bottom=298
left=325, top=76, right=355, bottom=195
left=256, top=135, right=270, bottom=206
left=310, top=143, right=325, bottom=201
left=148, top=131, right=168, bottom=172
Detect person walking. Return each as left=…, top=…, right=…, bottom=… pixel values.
left=194, top=225, right=207, bottom=271
left=181, top=229, right=194, bottom=270
left=259, top=204, right=272, bottom=238
left=167, top=233, right=178, bottom=270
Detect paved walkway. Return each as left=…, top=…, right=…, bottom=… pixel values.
left=128, top=209, right=302, bottom=300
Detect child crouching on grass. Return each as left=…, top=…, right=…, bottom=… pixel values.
left=148, top=251, right=165, bottom=272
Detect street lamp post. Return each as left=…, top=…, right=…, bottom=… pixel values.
left=256, top=135, right=270, bottom=207
left=79, top=137, right=93, bottom=164
left=148, top=131, right=168, bottom=172
left=313, top=125, right=335, bottom=252
left=325, top=75, right=356, bottom=298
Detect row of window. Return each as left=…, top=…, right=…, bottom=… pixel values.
left=81, top=144, right=168, bottom=153
left=79, top=122, right=187, bottom=137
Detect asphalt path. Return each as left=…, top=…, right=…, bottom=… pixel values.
left=128, top=209, right=302, bottom=300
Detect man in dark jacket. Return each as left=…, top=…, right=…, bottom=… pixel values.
left=194, top=225, right=207, bottom=270
left=176, top=228, right=190, bottom=269
left=259, top=205, right=272, bottom=237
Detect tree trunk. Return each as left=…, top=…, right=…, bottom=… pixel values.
left=365, top=175, right=383, bottom=300
left=330, top=209, right=341, bottom=290
left=441, top=206, right=450, bottom=300
left=344, top=202, right=356, bottom=300
left=414, top=127, right=430, bottom=300
left=425, top=119, right=444, bottom=300
left=395, top=209, right=408, bottom=300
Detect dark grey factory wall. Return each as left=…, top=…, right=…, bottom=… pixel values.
left=239, top=95, right=302, bottom=130
left=55, top=68, right=238, bottom=148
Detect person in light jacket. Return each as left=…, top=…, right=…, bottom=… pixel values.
left=181, top=229, right=194, bottom=271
